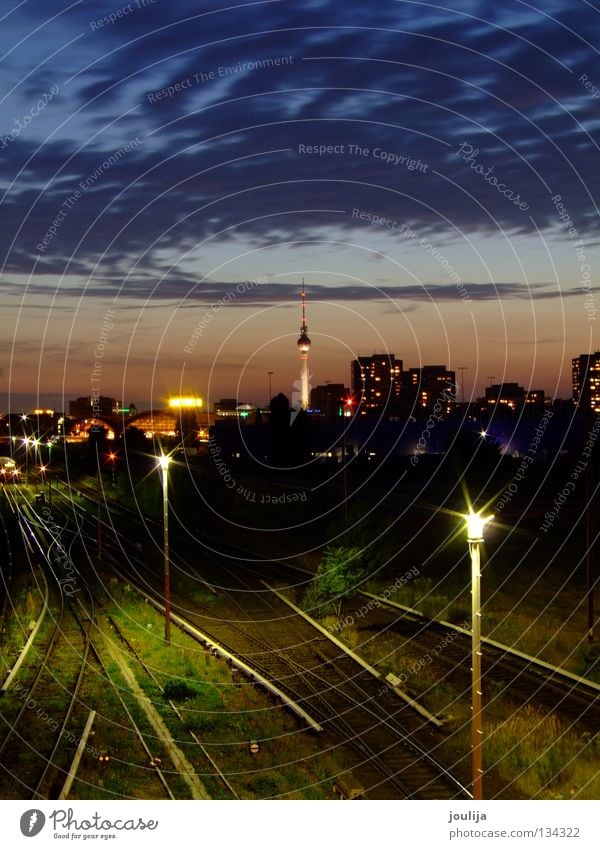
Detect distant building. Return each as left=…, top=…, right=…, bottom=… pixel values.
left=213, top=399, right=257, bottom=424
left=69, top=396, right=121, bottom=417
left=125, top=407, right=209, bottom=444
left=127, top=410, right=178, bottom=438
left=310, top=384, right=349, bottom=419
left=524, top=389, right=546, bottom=409
left=572, top=352, right=600, bottom=414
left=405, top=365, right=456, bottom=417
left=351, top=354, right=402, bottom=416
left=16, top=409, right=64, bottom=438
left=213, top=398, right=238, bottom=418
left=481, top=383, right=545, bottom=418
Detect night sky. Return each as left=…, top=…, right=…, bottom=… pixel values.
left=1, top=0, right=598, bottom=411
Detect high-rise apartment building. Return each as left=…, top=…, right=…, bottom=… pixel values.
left=351, top=354, right=402, bottom=416
left=572, top=352, right=600, bottom=413
left=405, top=365, right=457, bottom=416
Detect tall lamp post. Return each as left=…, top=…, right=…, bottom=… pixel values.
left=46, top=442, right=53, bottom=506
left=22, top=437, right=30, bottom=484
left=32, top=440, right=41, bottom=490
left=466, top=511, right=492, bottom=801
left=158, top=454, right=172, bottom=645
left=96, top=461, right=102, bottom=562
left=109, top=452, right=116, bottom=486
left=341, top=396, right=354, bottom=516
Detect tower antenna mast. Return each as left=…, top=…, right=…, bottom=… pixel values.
left=297, top=279, right=311, bottom=410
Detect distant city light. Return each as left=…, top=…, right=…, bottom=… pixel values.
left=168, top=396, right=203, bottom=409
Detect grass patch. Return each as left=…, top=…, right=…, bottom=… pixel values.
left=319, top=598, right=599, bottom=799
left=0, top=582, right=45, bottom=674
left=366, top=566, right=600, bottom=684
left=486, top=706, right=600, bottom=799
left=101, top=584, right=347, bottom=799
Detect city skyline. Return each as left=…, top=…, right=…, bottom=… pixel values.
left=2, top=345, right=596, bottom=417
left=1, top=2, right=598, bottom=424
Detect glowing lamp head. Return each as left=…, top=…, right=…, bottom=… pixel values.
left=466, top=511, right=493, bottom=542
left=158, top=454, right=171, bottom=471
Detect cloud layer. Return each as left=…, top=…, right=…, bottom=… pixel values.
left=1, top=0, right=598, bottom=303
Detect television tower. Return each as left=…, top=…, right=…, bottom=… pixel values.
left=297, top=279, right=311, bottom=410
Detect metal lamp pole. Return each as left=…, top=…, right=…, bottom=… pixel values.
left=46, top=442, right=53, bottom=507
left=96, top=462, right=102, bottom=562
left=159, top=454, right=172, bottom=644
left=22, top=438, right=30, bottom=483
left=341, top=397, right=353, bottom=516
left=466, top=511, right=492, bottom=801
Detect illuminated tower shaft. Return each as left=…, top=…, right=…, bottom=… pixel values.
left=297, top=280, right=311, bottom=410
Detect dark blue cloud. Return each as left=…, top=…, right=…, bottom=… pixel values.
left=1, top=0, right=599, bottom=287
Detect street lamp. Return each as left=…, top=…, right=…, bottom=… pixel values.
left=109, top=452, right=116, bottom=486
left=45, top=442, right=54, bottom=504
left=32, top=440, right=41, bottom=490
left=341, top=396, right=354, bottom=516
left=158, top=453, right=172, bottom=644
left=466, top=510, right=493, bottom=801
left=21, top=437, right=30, bottom=483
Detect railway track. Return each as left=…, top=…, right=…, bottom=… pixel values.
left=0, top=502, right=16, bottom=639
left=343, top=593, right=600, bottom=733
left=108, top=548, right=470, bottom=799
left=105, top=614, right=236, bottom=798
left=51, top=485, right=468, bottom=798
left=46, top=477, right=599, bottom=795
left=0, top=493, right=94, bottom=799
left=202, top=536, right=600, bottom=735
left=0, top=488, right=183, bottom=800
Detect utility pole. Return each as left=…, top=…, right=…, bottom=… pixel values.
left=159, top=454, right=172, bottom=645
left=466, top=512, right=492, bottom=801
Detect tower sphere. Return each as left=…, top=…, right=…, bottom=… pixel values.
left=297, top=332, right=311, bottom=353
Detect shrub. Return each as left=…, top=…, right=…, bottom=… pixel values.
left=163, top=679, right=198, bottom=701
